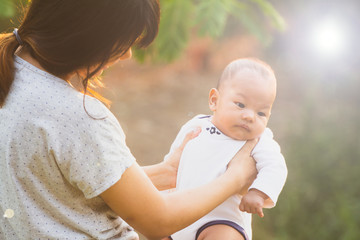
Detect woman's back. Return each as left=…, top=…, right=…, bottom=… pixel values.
left=0, top=56, right=138, bottom=239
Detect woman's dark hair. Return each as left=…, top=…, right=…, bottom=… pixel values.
left=0, top=0, right=160, bottom=107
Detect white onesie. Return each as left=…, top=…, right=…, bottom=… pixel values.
left=166, top=115, right=287, bottom=240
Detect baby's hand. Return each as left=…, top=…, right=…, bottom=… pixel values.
left=239, top=189, right=268, bottom=218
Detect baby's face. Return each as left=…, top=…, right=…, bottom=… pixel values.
left=210, top=70, right=276, bottom=140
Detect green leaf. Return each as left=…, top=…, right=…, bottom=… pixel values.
left=134, top=0, right=286, bottom=62
left=154, top=0, right=195, bottom=62
left=225, top=1, right=270, bottom=44
left=195, top=0, right=229, bottom=38
left=251, top=0, right=287, bottom=31
left=0, top=0, right=15, bottom=18
left=132, top=48, right=146, bottom=64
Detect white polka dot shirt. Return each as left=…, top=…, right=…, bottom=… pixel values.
left=0, top=56, right=138, bottom=239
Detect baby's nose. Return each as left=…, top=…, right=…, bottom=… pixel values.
left=241, top=109, right=255, bottom=122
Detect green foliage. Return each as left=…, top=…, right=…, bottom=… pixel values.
left=225, top=0, right=270, bottom=44
left=0, top=0, right=15, bottom=18
left=251, top=0, right=286, bottom=30
left=135, top=0, right=285, bottom=62
left=195, top=0, right=229, bottom=38
left=136, top=0, right=195, bottom=62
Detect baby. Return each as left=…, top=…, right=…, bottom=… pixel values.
left=165, top=58, right=288, bottom=240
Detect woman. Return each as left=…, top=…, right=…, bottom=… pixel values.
left=0, top=0, right=257, bottom=239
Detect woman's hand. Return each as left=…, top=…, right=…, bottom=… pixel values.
left=143, top=127, right=201, bottom=190
left=162, top=127, right=202, bottom=188
left=227, top=139, right=258, bottom=195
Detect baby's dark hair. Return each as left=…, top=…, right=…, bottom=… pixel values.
left=0, top=0, right=160, bottom=107
left=217, top=58, right=276, bottom=89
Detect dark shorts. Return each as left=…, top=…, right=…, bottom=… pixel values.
left=169, top=220, right=249, bottom=240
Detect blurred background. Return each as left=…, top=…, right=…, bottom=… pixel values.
left=1, top=0, right=359, bottom=239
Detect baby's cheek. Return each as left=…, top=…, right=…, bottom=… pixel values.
left=253, top=122, right=267, bottom=138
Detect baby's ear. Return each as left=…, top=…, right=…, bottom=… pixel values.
left=208, top=88, right=219, bottom=111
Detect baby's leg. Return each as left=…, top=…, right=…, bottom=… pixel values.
left=197, top=225, right=244, bottom=240
left=160, top=237, right=172, bottom=240
left=196, top=220, right=248, bottom=240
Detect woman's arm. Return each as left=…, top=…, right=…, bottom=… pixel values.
left=142, top=162, right=176, bottom=191
left=100, top=139, right=257, bottom=240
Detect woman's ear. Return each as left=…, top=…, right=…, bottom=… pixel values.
left=209, top=88, right=219, bottom=112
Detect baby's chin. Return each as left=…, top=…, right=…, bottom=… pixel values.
left=229, top=132, right=260, bottom=141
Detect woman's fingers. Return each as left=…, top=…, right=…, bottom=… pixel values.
left=163, top=127, right=201, bottom=189
left=178, top=127, right=202, bottom=151
left=164, top=127, right=201, bottom=171
left=228, top=138, right=258, bottom=169
left=227, top=138, right=258, bottom=195
left=240, top=138, right=258, bottom=156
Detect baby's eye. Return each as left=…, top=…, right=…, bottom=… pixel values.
left=236, top=102, right=245, bottom=108
left=258, top=112, right=266, bottom=117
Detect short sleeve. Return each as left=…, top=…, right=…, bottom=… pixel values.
left=50, top=98, right=136, bottom=199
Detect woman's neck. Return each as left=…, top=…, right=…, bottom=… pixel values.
left=16, top=48, right=73, bottom=81
left=17, top=48, right=45, bottom=71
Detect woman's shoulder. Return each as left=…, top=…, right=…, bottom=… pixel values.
left=9, top=57, right=116, bottom=138
left=15, top=56, right=110, bottom=118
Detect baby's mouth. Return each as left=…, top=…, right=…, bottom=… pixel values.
left=238, top=124, right=251, bottom=132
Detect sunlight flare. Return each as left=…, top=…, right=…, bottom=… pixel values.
left=311, top=18, right=347, bottom=56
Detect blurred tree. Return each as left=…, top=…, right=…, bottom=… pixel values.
left=0, top=0, right=15, bottom=18
left=135, top=0, right=286, bottom=62
left=0, top=0, right=27, bottom=32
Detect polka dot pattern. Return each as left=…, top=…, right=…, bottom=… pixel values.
left=0, top=56, right=138, bottom=239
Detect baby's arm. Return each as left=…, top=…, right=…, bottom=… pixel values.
left=242, top=128, right=287, bottom=214
left=239, top=189, right=270, bottom=218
